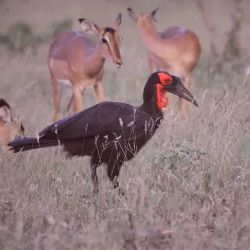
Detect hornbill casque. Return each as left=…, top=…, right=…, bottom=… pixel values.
left=8, top=71, right=198, bottom=195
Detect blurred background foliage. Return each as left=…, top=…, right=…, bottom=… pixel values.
left=0, top=0, right=249, bottom=75
left=0, top=18, right=73, bottom=53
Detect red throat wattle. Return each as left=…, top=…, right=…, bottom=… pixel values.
left=157, top=84, right=168, bottom=110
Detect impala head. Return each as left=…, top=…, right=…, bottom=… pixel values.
left=127, top=7, right=159, bottom=26
left=0, top=99, right=25, bottom=152
left=144, top=72, right=198, bottom=110
left=79, top=14, right=123, bottom=68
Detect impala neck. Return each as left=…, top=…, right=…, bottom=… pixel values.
left=137, top=21, right=170, bottom=58
left=84, top=40, right=105, bottom=77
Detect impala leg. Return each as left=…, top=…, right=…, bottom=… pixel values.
left=67, top=93, right=75, bottom=115
left=148, top=54, right=155, bottom=74
left=94, top=81, right=105, bottom=103
left=51, top=76, right=61, bottom=122
left=90, top=163, right=99, bottom=195
left=148, top=54, right=159, bottom=74
left=73, top=86, right=84, bottom=114
left=179, top=73, right=191, bottom=121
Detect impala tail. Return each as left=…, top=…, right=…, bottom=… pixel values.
left=8, top=137, right=59, bottom=153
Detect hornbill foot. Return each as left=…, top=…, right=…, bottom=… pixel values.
left=92, top=186, right=99, bottom=196
left=113, top=180, right=124, bottom=195
left=82, top=194, right=90, bottom=199
left=117, top=187, right=125, bottom=196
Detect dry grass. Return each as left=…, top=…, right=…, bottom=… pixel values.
left=1, top=0, right=250, bottom=249
left=1, top=56, right=249, bottom=250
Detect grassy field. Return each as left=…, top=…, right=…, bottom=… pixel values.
left=1, top=0, right=250, bottom=249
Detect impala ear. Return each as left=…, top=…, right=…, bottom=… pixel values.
left=150, top=8, right=159, bottom=22
left=0, top=104, right=11, bottom=124
left=127, top=7, right=136, bottom=21
left=114, top=13, right=122, bottom=29
left=78, top=18, right=100, bottom=35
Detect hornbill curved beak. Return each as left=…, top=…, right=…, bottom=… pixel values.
left=163, top=76, right=198, bottom=107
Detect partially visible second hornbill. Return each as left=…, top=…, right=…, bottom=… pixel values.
left=8, top=71, right=198, bottom=194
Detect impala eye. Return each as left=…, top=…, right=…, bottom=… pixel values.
left=102, top=38, right=108, bottom=44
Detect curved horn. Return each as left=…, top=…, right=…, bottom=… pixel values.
left=127, top=7, right=136, bottom=21
left=150, top=8, right=159, bottom=21
left=114, top=13, right=122, bottom=28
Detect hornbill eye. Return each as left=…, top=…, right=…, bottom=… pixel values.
left=102, top=38, right=108, bottom=44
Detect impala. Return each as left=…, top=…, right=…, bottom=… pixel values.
left=48, top=14, right=123, bottom=122
left=0, top=99, right=25, bottom=152
left=127, top=8, right=201, bottom=120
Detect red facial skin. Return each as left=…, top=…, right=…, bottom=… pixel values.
left=156, top=84, right=168, bottom=110
left=158, top=72, right=173, bottom=85
left=156, top=72, right=172, bottom=110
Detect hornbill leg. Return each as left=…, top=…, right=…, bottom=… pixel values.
left=112, top=176, right=124, bottom=196
left=67, top=94, right=75, bottom=115
left=112, top=176, right=120, bottom=189
left=107, top=161, right=124, bottom=195
left=90, top=163, right=99, bottom=195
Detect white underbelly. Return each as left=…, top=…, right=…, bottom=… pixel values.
left=57, top=79, right=72, bottom=87
left=57, top=79, right=93, bottom=91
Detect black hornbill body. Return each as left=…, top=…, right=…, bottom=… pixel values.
left=8, top=71, right=198, bottom=194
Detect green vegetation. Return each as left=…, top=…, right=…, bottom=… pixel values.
left=0, top=22, right=42, bottom=53
left=0, top=18, right=73, bottom=54
left=49, top=18, right=73, bottom=38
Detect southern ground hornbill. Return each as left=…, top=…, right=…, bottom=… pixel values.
left=8, top=71, right=198, bottom=195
